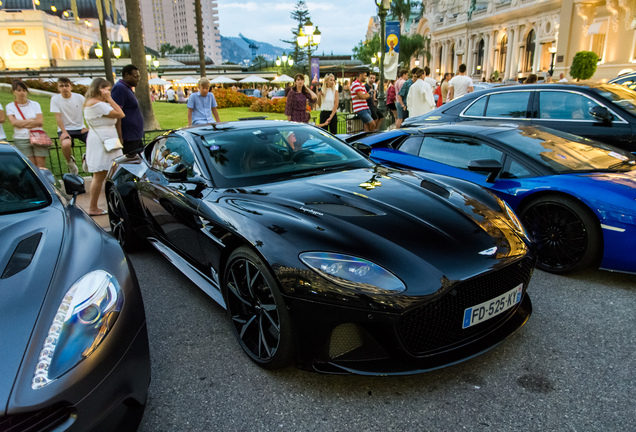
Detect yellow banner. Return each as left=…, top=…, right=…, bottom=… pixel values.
left=96, top=0, right=103, bottom=24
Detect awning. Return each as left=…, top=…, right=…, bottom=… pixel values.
left=587, top=20, right=608, bottom=35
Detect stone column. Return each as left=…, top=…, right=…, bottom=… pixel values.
left=487, top=31, right=496, bottom=78
left=533, top=41, right=543, bottom=74
left=505, top=27, right=514, bottom=80
left=466, top=35, right=473, bottom=73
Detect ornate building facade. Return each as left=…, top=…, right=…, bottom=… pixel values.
left=413, top=0, right=636, bottom=81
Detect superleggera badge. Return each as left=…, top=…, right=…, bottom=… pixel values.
left=300, top=206, right=323, bottom=216
left=479, top=247, right=497, bottom=256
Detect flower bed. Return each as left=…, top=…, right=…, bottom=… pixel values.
left=211, top=88, right=252, bottom=108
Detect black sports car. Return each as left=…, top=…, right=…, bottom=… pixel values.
left=106, top=120, right=535, bottom=375
left=0, top=144, right=150, bottom=430
left=402, top=83, right=636, bottom=152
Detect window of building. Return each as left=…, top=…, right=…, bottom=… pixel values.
left=524, top=30, right=535, bottom=72
left=499, top=35, right=507, bottom=73
left=477, top=39, right=485, bottom=73
left=588, top=20, right=608, bottom=62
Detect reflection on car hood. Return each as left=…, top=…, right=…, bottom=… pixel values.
left=0, top=206, right=64, bottom=411
left=214, top=167, right=528, bottom=289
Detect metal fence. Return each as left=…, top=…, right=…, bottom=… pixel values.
left=9, top=118, right=366, bottom=180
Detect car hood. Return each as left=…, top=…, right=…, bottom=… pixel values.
left=0, top=206, right=64, bottom=410
left=213, top=167, right=528, bottom=290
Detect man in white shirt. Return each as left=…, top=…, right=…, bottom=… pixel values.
left=50, top=77, right=87, bottom=174
left=559, top=73, right=568, bottom=82
left=166, top=87, right=176, bottom=103
left=448, top=64, right=474, bottom=101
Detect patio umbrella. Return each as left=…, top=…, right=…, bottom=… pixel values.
left=239, top=74, right=270, bottom=84
left=272, top=74, right=294, bottom=83
left=149, top=77, right=170, bottom=85
left=175, top=76, right=199, bottom=84
left=210, top=76, right=237, bottom=84
left=72, top=77, right=94, bottom=86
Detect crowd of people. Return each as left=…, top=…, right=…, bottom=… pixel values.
left=0, top=64, right=153, bottom=216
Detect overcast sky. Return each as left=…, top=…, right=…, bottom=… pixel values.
left=218, top=1, right=378, bottom=55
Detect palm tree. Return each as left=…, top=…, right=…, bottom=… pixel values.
left=195, top=0, right=206, bottom=76
left=390, top=0, right=412, bottom=25
left=253, top=55, right=267, bottom=65
left=399, top=34, right=430, bottom=66
left=123, top=0, right=159, bottom=130
left=160, top=43, right=176, bottom=57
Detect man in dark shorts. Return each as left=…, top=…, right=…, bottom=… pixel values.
left=365, top=72, right=385, bottom=131
left=50, top=77, right=88, bottom=174
left=111, top=64, right=145, bottom=155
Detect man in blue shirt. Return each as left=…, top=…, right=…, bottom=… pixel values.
left=253, top=86, right=261, bottom=98
left=187, top=78, right=221, bottom=126
left=111, top=64, right=144, bottom=155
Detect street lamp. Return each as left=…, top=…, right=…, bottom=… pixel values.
left=94, top=44, right=103, bottom=59
left=112, top=44, right=121, bottom=60
left=548, top=43, right=557, bottom=77
left=296, top=19, right=321, bottom=78
left=375, top=0, right=391, bottom=125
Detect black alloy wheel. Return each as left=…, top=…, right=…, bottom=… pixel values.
left=223, top=247, right=293, bottom=369
left=519, top=195, right=601, bottom=273
left=107, top=187, right=140, bottom=251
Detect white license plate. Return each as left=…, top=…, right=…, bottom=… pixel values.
left=462, top=283, right=524, bottom=329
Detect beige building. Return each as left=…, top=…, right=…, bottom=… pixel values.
left=0, top=9, right=102, bottom=69
left=410, top=0, right=636, bottom=81
left=139, top=0, right=221, bottom=65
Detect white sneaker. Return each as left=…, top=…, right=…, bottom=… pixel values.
left=68, top=156, right=79, bottom=175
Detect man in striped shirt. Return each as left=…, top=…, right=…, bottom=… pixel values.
left=350, top=71, right=375, bottom=132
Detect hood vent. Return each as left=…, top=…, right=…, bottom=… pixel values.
left=308, top=203, right=377, bottom=217
left=419, top=179, right=451, bottom=199
left=2, top=233, right=43, bottom=279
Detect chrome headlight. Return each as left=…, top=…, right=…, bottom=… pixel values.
left=504, top=201, right=527, bottom=236
left=32, top=270, right=123, bottom=389
left=300, top=252, right=406, bottom=294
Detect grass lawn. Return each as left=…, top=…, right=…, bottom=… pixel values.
left=2, top=87, right=324, bottom=135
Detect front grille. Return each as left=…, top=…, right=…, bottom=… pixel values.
left=0, top=403, right=72, bottom=432
left=397, top=257, right=534, bottom=355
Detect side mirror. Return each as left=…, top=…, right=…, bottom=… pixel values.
left=468, top=159, right=502, bottom=183
left=62, top=173, right=86, bottom=195
left=164, top=162, right=188, bottom=181
left=589, top=106, right=612, bottom=123
left=351, top=142, right=372, bottom=156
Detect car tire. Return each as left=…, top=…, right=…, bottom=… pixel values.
left=223, top=247, right=294, bottom=369
left=519, top=194, right=601, bottom=273
left=107, top=186, right=141, bottom=252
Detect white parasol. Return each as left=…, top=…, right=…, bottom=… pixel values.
left=175, top=76, right=199, bottom=84
left=238, top=74, right=270, bottom=83
left=271, top=74, right=295, bottom=83
left=210, top=76, right=238, bottom=84
left=149, top=77, right=170, bottom=85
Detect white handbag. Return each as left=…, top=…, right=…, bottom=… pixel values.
left=103, top=137, right=123, bottom=152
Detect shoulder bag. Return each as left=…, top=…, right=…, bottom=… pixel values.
left=15, top=103, right=53, bottom=148
left=85, top=107, right=123, bottom=152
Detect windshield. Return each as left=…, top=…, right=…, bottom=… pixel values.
left=199, top=124, right=372, bottom=187
left=0, top=154, right=51, bottom=215
left=591, top=84, right=636, bottom=117
left=494, top=127, right=636, bottom=173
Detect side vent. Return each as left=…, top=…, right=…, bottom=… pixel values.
left=2, top=233, right=43, bottom=279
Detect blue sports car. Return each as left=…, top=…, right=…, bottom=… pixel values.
left=346, top=122, right=636, bottom=274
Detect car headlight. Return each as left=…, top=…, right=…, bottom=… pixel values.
left=32, top=270, right=123, bottom=389
left=299, top=252, right=406, bottom=294
left=499, top=200, right=528, bottom=238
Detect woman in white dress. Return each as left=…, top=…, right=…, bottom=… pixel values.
left=83, top=78, right=125, bottom=216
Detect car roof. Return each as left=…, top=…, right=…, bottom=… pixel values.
left=402, top=121, right=525, bottom=137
